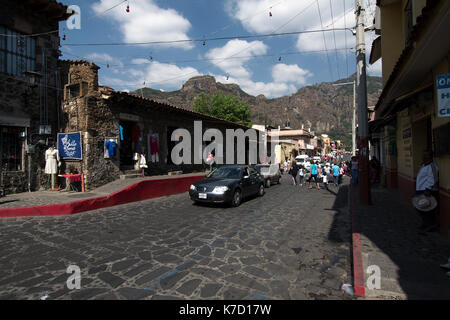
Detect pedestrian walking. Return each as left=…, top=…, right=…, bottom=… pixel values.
left=412, top=150, right=440, bottom=233
left=289, top=161, right=298, bottom=186
left=206, top=152, right=215, bottom=172
left=332, top=163, right=340, bottom=187
left=323, top=163, right=331, bottom=189
left=308, top=161, right=320, bottom=190
left=298, top=166, right=305, bottom=186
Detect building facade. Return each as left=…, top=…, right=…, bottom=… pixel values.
left=59, top=61, right=255, bottom=190
left=370, top=0, right=450, bottom=236
left=0, top=0, right=71, bottom=194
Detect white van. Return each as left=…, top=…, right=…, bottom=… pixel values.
left=295, top=155, right=310, bottom=168
left=312, top=156, right=321, bottom=163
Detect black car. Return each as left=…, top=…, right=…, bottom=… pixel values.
left=189, top=165, right=265, bottom=207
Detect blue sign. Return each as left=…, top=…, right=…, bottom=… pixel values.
left=437, top=74, right=450, bottom=118
left=57, top=132, right=83, bottom=159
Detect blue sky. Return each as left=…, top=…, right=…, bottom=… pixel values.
left=60, top=0, right=381, bottom=98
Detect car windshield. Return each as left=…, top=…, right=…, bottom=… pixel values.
left=207, top=167, right=242, bottom=179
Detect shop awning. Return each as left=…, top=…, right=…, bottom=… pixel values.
left=369, top=36, right=381, bottom=65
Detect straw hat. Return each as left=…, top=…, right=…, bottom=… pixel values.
left=412, top=194, right=437, bottom=212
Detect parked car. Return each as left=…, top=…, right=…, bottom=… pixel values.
left=253, top=164, right=281, bottom=187
left=189, top=165, right=265, bottom=207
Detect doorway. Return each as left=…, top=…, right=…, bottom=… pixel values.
left=412, top=116, right=432, bottom=175
left=119, top=120, right=140, bottom=169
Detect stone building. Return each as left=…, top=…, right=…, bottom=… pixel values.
left=0, top=0, right=72, bottom=194
left=59, top=60, right=253, bottom=190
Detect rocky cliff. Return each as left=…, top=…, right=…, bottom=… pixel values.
left=131, top=74, right=382, bottom=145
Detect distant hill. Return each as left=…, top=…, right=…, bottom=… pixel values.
left=130, top=74, right=382, bottom=148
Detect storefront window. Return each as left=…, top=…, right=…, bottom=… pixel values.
left=0, top=25, right=36, bottom=77
left=1, top=126, right=24, bottom=171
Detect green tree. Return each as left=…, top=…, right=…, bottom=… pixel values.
left=193, top=92, right=252, bottom=127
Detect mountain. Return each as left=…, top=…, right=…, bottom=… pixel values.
left=130, top=74, right=382, bottom=147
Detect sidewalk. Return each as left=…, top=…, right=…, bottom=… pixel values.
left=0, top=172, right=206, bottom=217
left=351, top=183, right=450, bottom=299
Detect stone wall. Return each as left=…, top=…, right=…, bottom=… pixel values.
left=0, top=1, right=69, bottom=194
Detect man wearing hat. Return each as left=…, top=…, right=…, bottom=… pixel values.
left=413, top=150, right=439, bottom=233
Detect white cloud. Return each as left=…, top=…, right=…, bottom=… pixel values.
left=272, top=63, right=311, bottom=85
left=86, top=52, right=124, bottom=67
left=92, top=0, right=193, bottom=49
left=367, top=58, right=382, bottom=76
left=144, top=62, right=200, bottom=88
left=227, top=0, right=378, bottom=79
left=205, top=39, right=268, bottom=78
left=205, top=39, right=311, bottom=97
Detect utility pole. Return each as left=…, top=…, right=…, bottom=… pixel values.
left=355, top=0, right=371, bottom=204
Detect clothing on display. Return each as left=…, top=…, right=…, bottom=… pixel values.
left=104, top=139, right=118, bottom=158
left=131, top=124, right=141, bottom=142
left=150, top=133, right=159, bottom=162
left=119, top=125, right=124, bottom=141
left=45, top=147, right=60, bottom=174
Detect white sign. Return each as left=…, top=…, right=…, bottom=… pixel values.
left=437, top=74, right=450, bottom=117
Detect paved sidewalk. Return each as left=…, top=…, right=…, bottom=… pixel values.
left=351, top=184, right=450, bottom=299
left=0, top=172, right=206, bottom=210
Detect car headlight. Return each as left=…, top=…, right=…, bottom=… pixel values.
left=190, top=184, right=196, bottom=191
left=211, top=186, right=229, bottom=194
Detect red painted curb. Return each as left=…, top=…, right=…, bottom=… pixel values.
left=350, top=182, right=366, bottom=297
left=0, top=175, right=205, bottom=218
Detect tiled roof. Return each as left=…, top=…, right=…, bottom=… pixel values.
left=109, top=91, right=250, bottom=130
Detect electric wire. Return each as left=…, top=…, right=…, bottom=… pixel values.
left=329, top=0, right=341, bottom=80
left=316, top=0, right=334, bottom=81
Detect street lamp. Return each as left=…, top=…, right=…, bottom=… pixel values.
left=332, top=81, right=356, bottom=156
left=24, top=71, right=42, bottom=87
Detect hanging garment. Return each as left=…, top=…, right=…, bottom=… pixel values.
left=131, top=124, right=141, bottom=142
left=105, top=140, right=118, bottom=158
left=119, top=125, right=124, bottom=141
left=45, top=148, right=60, bottom=174
left=150, top=134, right=159, bottom=162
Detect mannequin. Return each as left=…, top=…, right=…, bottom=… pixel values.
left=45, top=146, right=60, bottom=190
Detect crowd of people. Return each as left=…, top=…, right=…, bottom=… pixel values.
left=282, top=158, right=351, bottom=190
left=279, top=154, right=386, bottom=190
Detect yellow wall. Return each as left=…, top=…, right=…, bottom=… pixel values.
left=380, top=2, right=405, bottom=85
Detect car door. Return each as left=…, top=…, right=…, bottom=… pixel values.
left=241, top=167, right=252, bottom=197
left=249, top=167, right=260, bottom=195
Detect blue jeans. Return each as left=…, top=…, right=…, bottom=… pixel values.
left=351, top=169, right=358, bottom=184
left=333, top=176, right=339, bottom=185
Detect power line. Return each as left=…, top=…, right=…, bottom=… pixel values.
left=61, top=28, right=350, bottom=47
left=343, top=0, right=350, bottom=78
left=316, top=0, right=334, bottom=81
left=329, top=0, right=341, bottom=80
left=61, top=47, right=355, bottom=68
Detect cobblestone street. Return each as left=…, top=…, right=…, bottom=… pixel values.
left=0, top=175, right=353, bottom=300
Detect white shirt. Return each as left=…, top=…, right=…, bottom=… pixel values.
left=416, top=162, right=439, bottom=191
